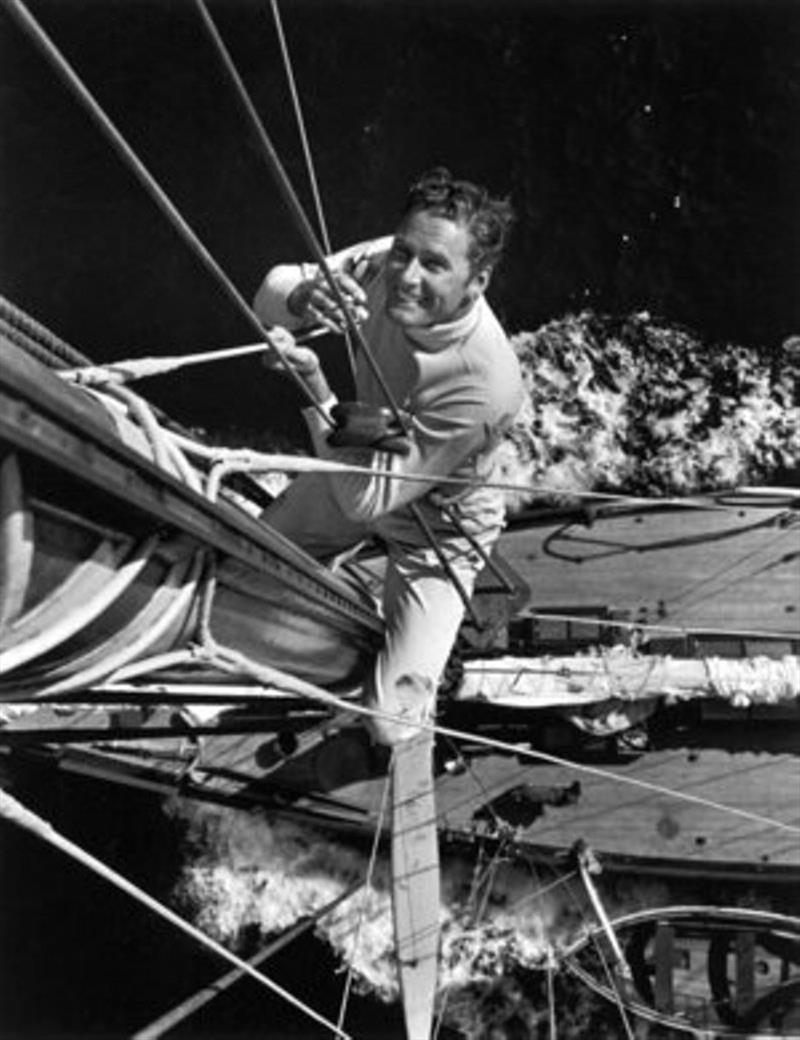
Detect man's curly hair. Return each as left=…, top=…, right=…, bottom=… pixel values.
left=402, top=166, right=515, bottom=273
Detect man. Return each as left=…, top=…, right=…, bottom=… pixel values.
left=254, top=167, right=524, bottom=743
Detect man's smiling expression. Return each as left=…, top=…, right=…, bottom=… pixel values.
left=384, top=211, right=490, bottom=328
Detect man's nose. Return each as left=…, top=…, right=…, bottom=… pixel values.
left=400, top=257, right=422, bottom=283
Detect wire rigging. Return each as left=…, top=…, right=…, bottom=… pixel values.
left=192, top=0, right=405, bottom=431
left=0, top=0, right=332, bottom=425
left=268, top=0, right=359, bottom=382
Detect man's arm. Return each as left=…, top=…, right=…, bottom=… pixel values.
left=314, top=377, right=500, bottom=522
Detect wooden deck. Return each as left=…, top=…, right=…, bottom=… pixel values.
left=484, top=499, right=800, bottom=649
left=10, top=706, right=796, bottom=887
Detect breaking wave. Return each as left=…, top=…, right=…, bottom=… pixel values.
left=169, top=802, right=578, bottom=1031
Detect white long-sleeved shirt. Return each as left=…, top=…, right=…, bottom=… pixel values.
left=254, top=236, right=524, bottom=550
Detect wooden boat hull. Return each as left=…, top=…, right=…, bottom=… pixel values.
left=0, top=340, right=383, bottom=698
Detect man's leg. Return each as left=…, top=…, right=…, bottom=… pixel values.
left=366, top=545, right=481, bottom=744
left=262, top=473, right=369, bottom=561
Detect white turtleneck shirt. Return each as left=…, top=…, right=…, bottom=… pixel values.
left=254, top=236, right=524, bottom=553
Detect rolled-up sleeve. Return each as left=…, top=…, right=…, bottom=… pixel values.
left=253, top=262, right=313, bottom=329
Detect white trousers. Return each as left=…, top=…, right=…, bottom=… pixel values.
left=263, top=474, right=487, bottom=743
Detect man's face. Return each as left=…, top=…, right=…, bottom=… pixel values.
left=384, top=210, right=489, bottom=328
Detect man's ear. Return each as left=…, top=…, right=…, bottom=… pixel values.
left=471, top=266, right=492, bottom=298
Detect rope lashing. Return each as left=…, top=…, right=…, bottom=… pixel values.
left=0, top=787, right=352, bottom=1039
left=1, top=0, right=333, bottom=426
left=192, top=0, right=409, bottom=435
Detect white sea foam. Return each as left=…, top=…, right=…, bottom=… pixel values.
left=171, top=803, right=569, bottom=1015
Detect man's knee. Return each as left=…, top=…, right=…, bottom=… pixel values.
left=364, top=668, right=436, bottom=746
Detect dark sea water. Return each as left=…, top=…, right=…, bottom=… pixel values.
left=0, top=765, right=413, bottom=1039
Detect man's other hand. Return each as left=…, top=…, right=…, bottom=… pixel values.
left=262, top=327, right=331, bottom=404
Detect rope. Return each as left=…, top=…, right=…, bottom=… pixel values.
left=0, top=294, right=92, bottom=368
left=335, top=759, right=393, bottom=1034
left=0, top=787, right=351, bottom=1038
left=1, top=315, right=81, bottom=371
left=161, top=443, right=757, bottom=517
left=57, top=327, right=329, bottom=386
left=191, top=0, right=405, bottom=432
left=1, top=0, right=333, bottom=425
left=431, top=834, right=510, bottom=1040
left=440, top=501, right=517, bottom=594
left=198, top=643, right=800, bottom=835
left=193, top=0, right=494, bottom=612
left=559, top=863, right=637, bottom=1040
left=519, top=608, right=798, bottom=644
left=409, top=500, right=481, bottom=626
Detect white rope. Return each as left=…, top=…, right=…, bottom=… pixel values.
left=57, top=328, right=329, bottom=386
left=163, top=440, right=760, bottom=515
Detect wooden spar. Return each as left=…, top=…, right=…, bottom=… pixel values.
left=456, top=651, right=800, bottom=711
left=391, top=730, right=440, bottom=1040
left=574, top=842, right=628, bottom=973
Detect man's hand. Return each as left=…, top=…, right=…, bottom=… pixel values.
left=287, top=269, right=369, bottom=333
left=263, top=326, right=331, bottom=404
